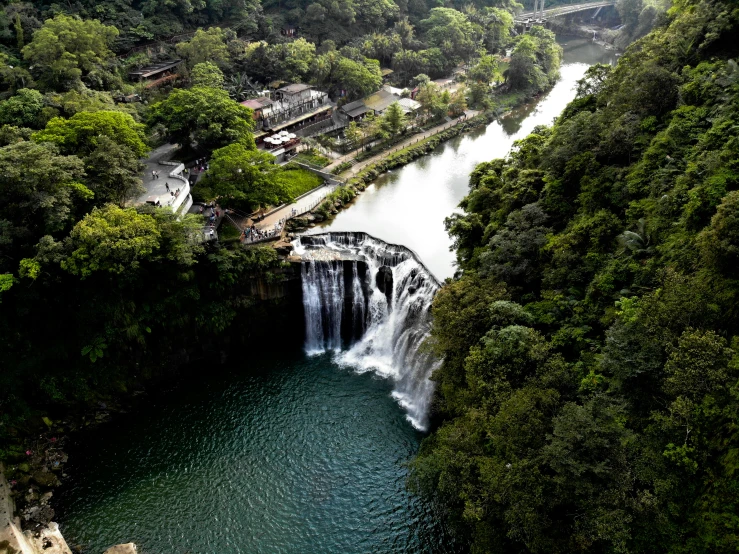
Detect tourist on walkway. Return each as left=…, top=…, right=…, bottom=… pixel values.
left=165, top=182, right=170, bottom=192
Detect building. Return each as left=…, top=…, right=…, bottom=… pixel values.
left=240, top=97, right=275, bottom=120
left=339, top=88, right=417, bottom=121
left=382, top=84, right=406, bottom=96
left=340, top=99, right=371, bottom=121
left=250, top=84, right=333, bottom=145
left=129, top=60, right=183, bottom=83
left=362, top=89, right=399, bottom=115
left=275, top=83, right=314, bottom=103
left=397, top=97, right=422, bottom=116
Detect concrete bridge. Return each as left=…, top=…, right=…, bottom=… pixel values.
left=516, top=0, right=615, bottom=26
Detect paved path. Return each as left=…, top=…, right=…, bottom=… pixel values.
left=323, top=111, right=479, bottom=176
left=134, top=143, right=180, bottom=204
left=255, top=184, right=338, bottom=231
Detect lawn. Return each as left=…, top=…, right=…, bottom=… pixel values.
left=292, top=149, right=330, bottom=168
left=278, top=168, right=324, bottom=199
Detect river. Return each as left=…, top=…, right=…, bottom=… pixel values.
left=312, top=37, right=617, bottom=280
left=55, top=36, right=615, bottom=554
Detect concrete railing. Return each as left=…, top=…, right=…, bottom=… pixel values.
left=158, top=160, right=191, bottom=214
left=239, top=183, right=340, bottom=246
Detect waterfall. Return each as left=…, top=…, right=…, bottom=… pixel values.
left=295, top=232, right=441, bottom=430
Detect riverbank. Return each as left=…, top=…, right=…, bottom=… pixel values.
left=287, top=108, right=502, bottom=234
left=1, top=462, right=72, bottom=554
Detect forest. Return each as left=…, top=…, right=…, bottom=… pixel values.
left=410, top=0, right=739, bottom=552
left=0, top=0, right=581, bottom=443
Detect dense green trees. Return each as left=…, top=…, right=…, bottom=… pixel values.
left=176, top=27, right=231, bottom=69
left=199, top=143, right=287, bottom=211
left=507, top=27, right=562, bottom=93
left=22, top=15, right=119, bottom=90
left=148, top=86, right=255, bottom=150
left=412, top=0, right=739, bottom=552
left=32, top=110, right=148, bottom=157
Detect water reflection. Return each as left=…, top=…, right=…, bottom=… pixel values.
left=312, top=37, right=617, bottom=280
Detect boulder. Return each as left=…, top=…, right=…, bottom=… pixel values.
left=31, top=471, right=59, bottom=488
left=375, top=266, right=393, bottom=307
left=274, top=243, right=294, bottom=256
left=103, top=544, right=138, bottom=554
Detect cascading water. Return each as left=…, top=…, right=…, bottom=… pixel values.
left=294, top=232, right=441, bottom=430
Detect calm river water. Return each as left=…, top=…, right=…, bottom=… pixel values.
left=313, top=37, right=617, bottom=280
left=55, top=37, right=615, bottom=554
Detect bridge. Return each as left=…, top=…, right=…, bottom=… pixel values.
left=515, top=0, right=615, bottom=26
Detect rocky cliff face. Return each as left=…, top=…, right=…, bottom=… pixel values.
left=1, top=463, right=72, bottom=554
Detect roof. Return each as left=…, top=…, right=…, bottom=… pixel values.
left=381, top=68, right=394, bottom=76
left=397, top=97, right=421, bottom=113
left=129, top=60, right=183, bottom=79
left=341, top=99, right=364, bottom=111
left=241, top=97, right=274, bottom=110
left=345, top=105, right=370, bottom=118
left=382, top=84, right=405, bottom=96
left=363, top=89, right=399, bottom=113
left=277, top=83, right=312, bottom=94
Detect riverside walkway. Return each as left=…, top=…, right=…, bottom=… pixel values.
left=323, top=110, right=480, bottom=177
left=256, top=182, right=339, bottom=231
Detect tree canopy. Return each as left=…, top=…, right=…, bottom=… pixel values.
left=411, top=1, right=739, bottom=552
left=21, top=14, right=118, bottom=90
left=32, top=110, right=149, bottom=157
left=199, top=143, right=288, bottom=211
left=147, top=86, right=256, bottom=151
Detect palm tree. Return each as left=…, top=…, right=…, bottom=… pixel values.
left=226, top=73, right=262, bottom=101
left=618, top=219, right=654, bottom=256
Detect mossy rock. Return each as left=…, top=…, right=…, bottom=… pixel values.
left=31, top=471, right=60, bottom=488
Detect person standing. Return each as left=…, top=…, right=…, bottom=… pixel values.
left=165, top=182, right=170, bottom=192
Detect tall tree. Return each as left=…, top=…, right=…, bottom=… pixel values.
left=190, top=62, right=225, bottom=88
left=22, top=14, right=118, bottom=90
left=176, top=27, right=231, bottom=69
left=382, top=102, right=406, bottom=136
left=199, top=143, right=287, bottom=211
left=32, top=111, right=149, bottom=157
left=84, top=136, right=145, bottom=207
left=147, top=87, right=256, bottom=151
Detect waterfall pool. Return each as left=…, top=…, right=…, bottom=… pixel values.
left=55, top=350, right=461, bottom=554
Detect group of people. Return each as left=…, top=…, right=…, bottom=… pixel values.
left=241, top=219, right=284, bottom=243
left=194, top=158, right=209, bottom=173
left=151, top=170, right=162, bottom=179
left=164, top=183, right=182, bottom=198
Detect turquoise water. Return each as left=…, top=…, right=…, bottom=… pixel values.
left=56, top=350, right=459, bottom=553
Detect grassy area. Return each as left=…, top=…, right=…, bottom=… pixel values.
left=292, top=149, right=330, bottom=168
left=278, top=168, right=324, bottom=199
